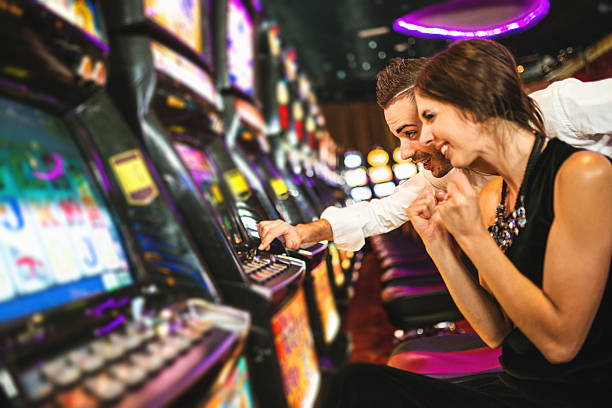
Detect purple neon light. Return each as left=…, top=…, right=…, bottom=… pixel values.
left=88, top=296, right=131, bottom=317
left=393, top=0, right=550, bottom=39
left=95, top=314, right=126, bottom=336
left=90, top=148, right=112, bottom=191
left=33, top=153, right=64, bottom=180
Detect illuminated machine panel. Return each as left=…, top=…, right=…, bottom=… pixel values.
left=143, top=0, right=202, bottom=52
left=173, top=143, right=242, bottom=246
left=311, top=262, right=340, bottom=344
left=350, top=186, right=372, bottom=202
left=373, top=181, right=396, bottom=198
left=227, top=0, right=255, bottom=95
left=38, top=0, right=104, bottom=40
left=368, top=165, right=393, bottom=184
left=204, top=357, right=255, bottom=407
left=0, top=97, right=132, bottom=323
left=344, top=167, right=368, bottom=188
left=327, top=243, right=345, bottom=288
left=271, top=289, right=320, bottom=408
left=150, top=41, right=220, bottom=107
left=393, top=162, right=418, bottom=180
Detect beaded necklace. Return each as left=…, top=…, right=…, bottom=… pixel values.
left=489, top=134, right=545, bottom=252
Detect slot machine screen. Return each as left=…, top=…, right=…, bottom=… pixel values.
left=311, top=262, right=340, bottom=344
left=143, top=0, right=203, bottom=53
left=38, top=0, right=104, bottom=40
left=0, top=97, right=132, bottom=324
left=173, top=142, right=243, bottom=246
left=270, top=289, right=320, bottom=408
left=204, top=357, right=255, bottom=407
left=150, top=41, right=219, bottom=107
left=227, top=0, right=255, bottom=95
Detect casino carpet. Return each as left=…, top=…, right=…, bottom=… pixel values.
left=341, top=249, right=397, bottom=364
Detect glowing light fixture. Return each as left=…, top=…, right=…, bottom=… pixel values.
left=393, top=0, right=550, bottom=39
left=393, top=162, right=418, bottom=180
left=373, top=181, right=396, bottom=198
left=344, top=167, right=368, bottom=187
left=350, top=186, right=373, bottom=201
left=367, top=148, right=389, bottom=166
left=344, top=151, right=363, bottom=169
left=368, top=165, right=393, bottom=184
left=392, top=147, right=411, bottom=163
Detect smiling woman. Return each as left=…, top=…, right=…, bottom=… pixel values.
left=321, top=39, right=612, bottom=407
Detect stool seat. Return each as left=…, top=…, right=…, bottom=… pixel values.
left=388, top=333, right=502, bottom=379
left=380, top=266, right=438, bottom=285
left=381, top=278, right=462, bottom=330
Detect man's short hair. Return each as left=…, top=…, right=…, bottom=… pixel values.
left=376, top=57, right=428, bottom=109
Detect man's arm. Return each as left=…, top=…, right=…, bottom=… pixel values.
left=258, top=171, right=431, bottom=252
left=530, top=77, right=612, bottom=158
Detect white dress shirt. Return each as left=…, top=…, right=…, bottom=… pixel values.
left=321, top=77, right=612, bottom=251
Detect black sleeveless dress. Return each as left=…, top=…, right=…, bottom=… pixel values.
left=497, top=138, right=612, bottom=392
left=320, top=139, right=612, bottom=408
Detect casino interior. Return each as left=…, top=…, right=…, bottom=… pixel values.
left=0, top=0, right=610, bottom=407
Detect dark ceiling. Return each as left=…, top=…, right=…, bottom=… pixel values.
left=259, top=0, right=612, bottom=102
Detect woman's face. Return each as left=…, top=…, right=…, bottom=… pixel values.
left=415, top=91, right=485, bottom=170
left=384, top=96, right=452, bottom=178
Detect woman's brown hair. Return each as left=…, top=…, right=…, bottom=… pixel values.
left=415, top=39, right=545, bottom=137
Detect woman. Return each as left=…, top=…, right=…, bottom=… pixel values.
left=257, top=59, right=612, bottom=255
left=323, top=39, right=612, bottom=407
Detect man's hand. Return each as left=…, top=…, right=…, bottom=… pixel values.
left=257, top=220, right=302, bottom=250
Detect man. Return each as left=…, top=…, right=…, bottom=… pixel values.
left=257, top=57, right=612, bottom=252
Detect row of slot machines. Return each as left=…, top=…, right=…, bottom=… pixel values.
left=342, top=148, right=421, bottom=202
left=0, top=0, right=356, bottom=407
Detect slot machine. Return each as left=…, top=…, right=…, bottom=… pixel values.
left=259, top=21, right=356, bottom=309
left=0, top=1, right=253, bottom=406
left=367, top=147, right=396, bottom=198
left=392, top=147, right=418, bottom=184
left=214, top=1, right=350, bottom=371
left=99, top=0, right=322, bottom=406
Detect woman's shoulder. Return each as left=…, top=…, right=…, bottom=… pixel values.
left=557, top=149, right=612, bottom=184
left=554, top=150, right=612, bottom=206
left=478, top=176, right=503, bottom=227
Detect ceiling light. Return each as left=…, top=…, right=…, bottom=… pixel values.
left=394, top=42, right=410, bottom=52
left=393, top=0, right=550, bottom=39
left=358, top=26, right=390, bottom=38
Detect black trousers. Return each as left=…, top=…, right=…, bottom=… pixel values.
left=317, top=363, right=604, bottom=408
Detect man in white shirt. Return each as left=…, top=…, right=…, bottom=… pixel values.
left=257, top=58, right=612, bottom=252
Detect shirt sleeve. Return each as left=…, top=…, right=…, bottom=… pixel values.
left=320, top=172, right=429, bottom=251
left=529, top=77, right=612, bottom=158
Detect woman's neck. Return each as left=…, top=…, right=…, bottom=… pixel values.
left=475, top=126, right=537, bottom=196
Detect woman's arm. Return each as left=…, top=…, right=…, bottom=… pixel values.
left=444, top=153, right=612, bottom=363
left=407, top=185, right=512, bottom=347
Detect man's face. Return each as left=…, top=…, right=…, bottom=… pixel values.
left=383, top=97, right=453, bottom=178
